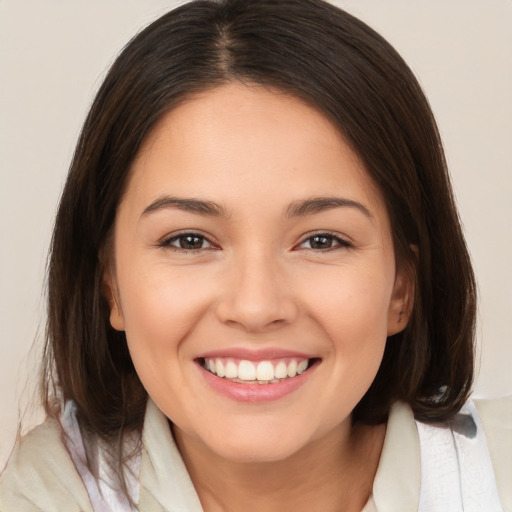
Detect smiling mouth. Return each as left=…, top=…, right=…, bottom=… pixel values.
left=199, top=357, right=319, bottom=384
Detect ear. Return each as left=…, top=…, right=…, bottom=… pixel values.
left=101, top=258, right=125, bottom=332
left=387, top=258, right=415, bottom=337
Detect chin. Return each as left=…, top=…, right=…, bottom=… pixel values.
left=198, top=420, right=316, bottom=464
left=212, top=439, right=303, bottom=464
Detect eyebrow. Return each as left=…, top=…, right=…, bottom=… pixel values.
left=140, top=195, right=372, bottom=221
left=285, top=196, right=373, bottom=219
left=140, top=196, right=229, bottom=219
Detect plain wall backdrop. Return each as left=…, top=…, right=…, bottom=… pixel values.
left=1, top=0, right=511, bottom=469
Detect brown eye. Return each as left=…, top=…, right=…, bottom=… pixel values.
left=299, top=233, right=350, bottom=250
left=180, top=235, right=205, bottom=249
left=163, top=233, right=213, bottom=250
left=310, top=235, right=334, bottom=249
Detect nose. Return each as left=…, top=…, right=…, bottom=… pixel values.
left=215, top=249, right=299, bottom=333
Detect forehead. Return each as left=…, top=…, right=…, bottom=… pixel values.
left=123, top=82, right=386, bottom=219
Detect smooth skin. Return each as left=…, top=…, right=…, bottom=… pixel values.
left=106, top=83, right=413, bottom=512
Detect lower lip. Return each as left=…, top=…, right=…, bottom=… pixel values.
left=198, top=362, right=316, bottom=403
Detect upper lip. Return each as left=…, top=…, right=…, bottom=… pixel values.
left=196, top=347, right=316, bottom=361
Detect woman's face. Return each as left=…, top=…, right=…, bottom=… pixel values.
left=107, top=83, right=411, bottom=463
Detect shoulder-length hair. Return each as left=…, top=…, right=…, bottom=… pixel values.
left=43, top=0, right=476, bottom=438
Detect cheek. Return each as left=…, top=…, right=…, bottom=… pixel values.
left=305, top=273, right=391, bottom=404
left=115, top=262, right=221, bottom=411
left=116, top=260, right=216, bottom=364
left=299, top=260, right=394, bottom=376
left=306, top=262, right=393, bottom=327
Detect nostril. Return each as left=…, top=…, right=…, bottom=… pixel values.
left=220, top=316, right=290, bottom=333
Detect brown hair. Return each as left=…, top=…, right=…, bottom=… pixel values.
left=43, top=0, right=476, bottom=444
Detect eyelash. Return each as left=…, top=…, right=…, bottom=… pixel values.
left=158, top=231, right=351, bottom=253
left=297, top=232, right=351, bottom=251
left=158, top=232, right=217, bottom=252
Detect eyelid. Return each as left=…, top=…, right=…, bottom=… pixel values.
left=156, top=230, right=350, bottom=252
left=158, top=230, right=219, bottom=251
left=296, top=231, right=352, bottom=250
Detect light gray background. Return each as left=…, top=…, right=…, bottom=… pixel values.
left=1, top=0, right=511, bottom=469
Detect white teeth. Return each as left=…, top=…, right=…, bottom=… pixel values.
left=203, top=357, right=312, bottom=382
left=274, top=361, right=288, bottom=379
left=215, top=359, right=225, bottom=378
left=238, top=360, right=256, bottom=381
left=256, top=361, right=275, bottom=381
left=287, top=360, right=297, bottom=378
left=225, top=360, right=238, bottom=379
left=297, top=360, right=308, bottom=375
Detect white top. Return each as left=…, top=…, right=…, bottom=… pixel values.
left=415, top=400, right=503, bottom=512
left=1, top=396, right=511, bottom=511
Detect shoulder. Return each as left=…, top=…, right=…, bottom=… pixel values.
left=0, top=415, right=93, bottom=512
left=474, top=395, right=512, bottom=512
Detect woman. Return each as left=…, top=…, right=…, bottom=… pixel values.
left=1, top=0, right=510, bottom=510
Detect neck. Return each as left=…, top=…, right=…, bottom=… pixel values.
left=173, top=420, right=386, bottom=512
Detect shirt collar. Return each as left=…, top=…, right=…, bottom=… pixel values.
left=139, top=399, right=204, bottom=511
left=372, top=401, right=421, bottom=512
